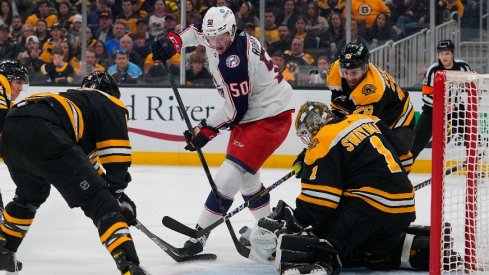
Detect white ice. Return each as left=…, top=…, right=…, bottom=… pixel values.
left=0, top=164, right=432, bottom=275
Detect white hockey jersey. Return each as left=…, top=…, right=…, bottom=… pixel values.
left=179, top=24, right=294, bottom=129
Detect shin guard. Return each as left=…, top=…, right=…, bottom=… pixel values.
left=0, top=201, right=36, bottom=252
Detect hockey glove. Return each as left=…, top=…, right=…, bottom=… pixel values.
left=118, top=192, right=137, bottom=226
left=293, top=149, right=306, bottom=179
left=104, top=173, right=132, bottom=197
left=152, top=32, right=182, bottom=62
left=183, top=119, right=219, bottom=151
left=331, top=95, right=355, bottom=116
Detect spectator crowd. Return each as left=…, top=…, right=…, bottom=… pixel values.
left=0, top=0, right=480, bottom=87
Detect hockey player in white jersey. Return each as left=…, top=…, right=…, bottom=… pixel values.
left=152, top=6, right=295, bottom=254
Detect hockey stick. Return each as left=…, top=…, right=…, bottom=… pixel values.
left=413, top=160, right=469, bottom=191
left=134, top=219, right=217, bottom=262
left=162, top=165, right=300, bottom=239
left=160, top=63, right=252, bottom=259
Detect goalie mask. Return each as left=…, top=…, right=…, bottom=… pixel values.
left=295, top=101, right=335, bottom=146
left=81, top=71, right=121, bottom=99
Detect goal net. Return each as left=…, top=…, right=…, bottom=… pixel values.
left=430, top=70, right=489, bottom=274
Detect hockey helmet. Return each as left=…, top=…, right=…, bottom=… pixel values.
left=295, top=101, right=335, bottom=146
left=202, top=7, right=236, bottom=46
left=339, top=42, right=370, bottom=69
left=437, top=39, right=455, bottom=53
left=0, top=60, right=29, bottom=83
left=81, top=71, right=121, bottom=99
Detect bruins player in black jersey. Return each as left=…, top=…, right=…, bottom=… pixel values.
left=327, top=43, right=415, bottom=172
left=249, top=102, right=460, bottom=275
left=411, top=40, right=472, bottom=160
left=0, top=72, right=148, bottom=275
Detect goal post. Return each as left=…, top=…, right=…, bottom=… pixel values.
left=430, top=70, right=489, bottom=274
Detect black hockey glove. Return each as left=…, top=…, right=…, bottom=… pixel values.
left=257, top=200, right=304, bottom=236
left=152, top=32, right=182, bottom=62
left=331, top=95, right=355, bottom=116
left=183, top=119, right=219, bottom=151
left=293, top=149, right=306, bottom=179
left=118, top=192, right=137, bottom=226
left=104, top=173, right=132, bottom=197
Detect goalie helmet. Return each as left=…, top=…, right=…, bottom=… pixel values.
left=437, top=39, right=455, bottom=53
left=295, top=101, right=335, bottom=146
left=81, top=71, right=121, bottom=99
left=339, top=42, right=370, bottom=69
left=202, top=7, right=236, bottom=44
left=0, top=60, right=29, bottom=83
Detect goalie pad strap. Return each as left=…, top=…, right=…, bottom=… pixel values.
left=400, top=233, right=415, bottom=269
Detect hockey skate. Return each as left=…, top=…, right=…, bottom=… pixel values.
left=113, top=250, right=149, bottom=275
left=281, top=261, right=338, bottom=275
left=183, top=225, right=210, bottom=255
left=0, top=235, right=22, bottom=272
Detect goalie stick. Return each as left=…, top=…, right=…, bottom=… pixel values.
left=134, top=219, right=217, bottom=262
left=160, top=63, right=252, bottom=260
left=162, top=166, right=300, bottom=239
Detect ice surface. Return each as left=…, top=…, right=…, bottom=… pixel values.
left=0, top=164, right=432, bottom=275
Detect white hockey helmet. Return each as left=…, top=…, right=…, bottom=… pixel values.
left=202, top=7, right=236, bottom=45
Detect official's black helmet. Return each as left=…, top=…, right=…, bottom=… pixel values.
left=0, top=60, right=29, bottom=83
left=437, top=39, right=455, bottom=53
left=81, top=71, right=121, bottom=99
left=339, top=42, right=370, bottom=69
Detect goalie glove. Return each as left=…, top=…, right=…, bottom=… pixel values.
left=118, top=192, right=137, bottom=226
left=183, top=119, right=219, bottom=151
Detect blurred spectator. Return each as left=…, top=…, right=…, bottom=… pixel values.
left=40, top=47, right=75, bottom=84
left=216, top=0, right=229, bottom=7
left=42, top=23, right=65, bottom=61
left=144, top=51, right=181, bottom=79
left=148, top=0, right=167, bottom=38
left=186, top=52, right=212, bottom=86
left=119, top=34, right=144, bottom=68
left=73, top=27, right=97, bottom=58
left=367, top=13, right=400, bottom=45
left=19, top=46, right=44, bottom=76
left=108, top=49, right=142, bottom=84
left=267, top=24, right=292, bottom=54
left=318, top=0, right=345, bottom=19
left=88, top=0, right=110, bottom=34
left=185, top=44, right=207, bottom=69
left=309, top=55, right=330, bottom=85
left=0, top=24, right=15, bottom=59
left=14, top=0, right=31, bottom=20
left=292, top=18, right=317, bottom=49
left=436, top=0, right=450, bottom=24
left=131, top=31, right=151, bottom=60
left=9, top=15, right=23, bottom=41
left=35, top=19, right=50, bottom=46
left=395, top=0, right=429, bottom=37
left=186, top=0, right=202, bottom=26
left=284, top=38, right=315, bottom=66
left=135, top=18, right=150, bottom=40
left=318, top=11, right=345, bottom=49
left=348, top=0, right=390, bottom=29
left=17, top=35, right=50, bottom=62
left=271, top=50, right=296, bottom=85
left=0, top=0, right=14, bottom=28
left=105, top=20, right=126, bottom=54
left=462, top=0, right=486, bottom=40
left=57, top=1, right=73, bottom=30
left=235, top=1, right=259, bottom=30
left=163, top=14, right=178, bottom=35
left=25, top=0, right=58, bottom=28
left=59, top=40, right=80, bottom=75
left=304, top=2, right=328, bottom=36
left=17, top=24, right=35, bottom=53
left=79, top=47, right=106, bottom=74
left=445, top=0, right=464, bottom=20
left=280, top=0, right=298, bottom=32
left=337, top=21, right=369, bottom=54
left=94, top=39, right=112, bottom=69
left=68, top=14, right=83, bottom=49
left=244, top=22, right=256, bottom=38
left=117, top=0, right=141, bottom=34
left=95, top=9, right=114, bottom=42
left=260, top=9, right=279, bottom=46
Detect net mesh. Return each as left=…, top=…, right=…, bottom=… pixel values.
left=439, top=71, right=489, bottom=274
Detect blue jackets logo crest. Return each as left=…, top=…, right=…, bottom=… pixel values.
left=226, top=55, right=240, bottom=68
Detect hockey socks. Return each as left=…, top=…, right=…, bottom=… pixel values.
left=242, top=185, right=271, bottom=220
left=0, top=201, right=36, bottom=253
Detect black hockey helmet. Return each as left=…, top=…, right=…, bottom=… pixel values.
left=0, top=60, right=29, bottom=83
left=437, top=39, right=455, bottom=53
left=81, top=71, right=121, bottom=99
left=295, top=101, right=335, bottom=146
left=339, top=42, right=370, bottom=69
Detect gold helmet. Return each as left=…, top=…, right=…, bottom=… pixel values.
left=295, top=101, right=335, bottom=146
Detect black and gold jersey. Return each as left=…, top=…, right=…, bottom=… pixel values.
left=0, top=74, right=13, bottom=130
left=327, top=60, right=415, bottom=131
left=18, top=89, right=131, bottom=185
left=294, top=114, right=416, bottom=230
